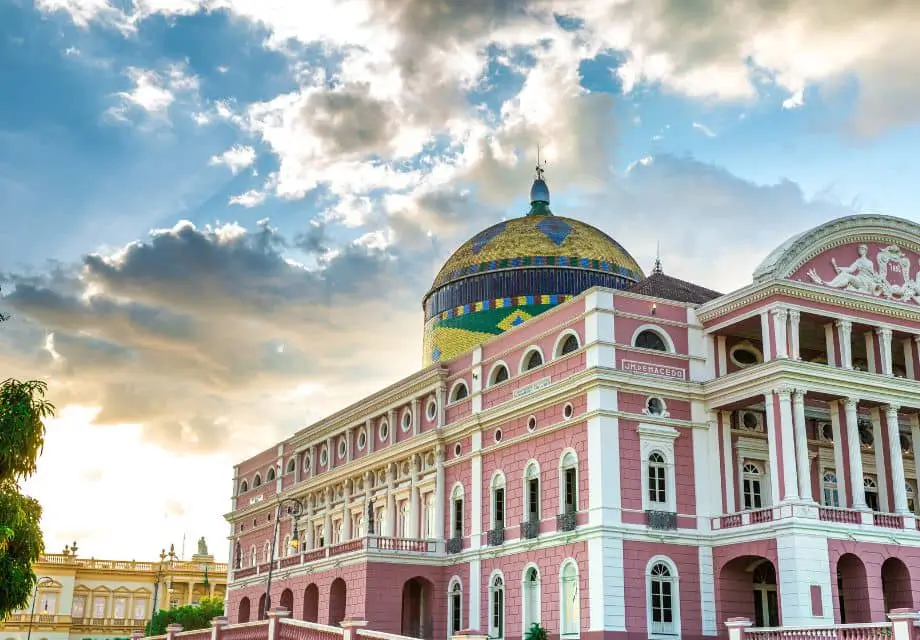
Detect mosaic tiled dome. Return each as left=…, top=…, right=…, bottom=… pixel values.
left=422, top=167, right=644, bottom=365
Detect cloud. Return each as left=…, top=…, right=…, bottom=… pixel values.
left=209, top=145, right=257, bottom=174
left=106, top=62, right=200, bottom=125
left=692, top=122, right=717, bottom=138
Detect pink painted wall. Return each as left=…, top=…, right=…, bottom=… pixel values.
left=615, top=315, right=689, bottom=354
left=482, top=354, right=585, bottom=411
left=828, top=538, right=920, bottom=622
left=614, top=294, right=689, bottom=323
left=622, top=540, right=702, bottom=637
left=712, top=539, right=779, bottom=628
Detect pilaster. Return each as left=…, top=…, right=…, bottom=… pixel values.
left=836, top=320, right=853, bottom=369
left=771, top=308, right=788, bottom=359
left=844, top=399, right=867, bottom=509
left=788, top=310, right=801, bottom=360
left=885, top=405, right=910, bottom=514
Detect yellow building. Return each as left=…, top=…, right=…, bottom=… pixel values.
left=0, top=541, right=227, bottom=640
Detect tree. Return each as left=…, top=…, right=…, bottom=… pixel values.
left=145, top=598, right=225, bottom=636
left=0, top=294, right=56, bottom=618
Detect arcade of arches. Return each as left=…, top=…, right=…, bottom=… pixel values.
left=234, top=581, right=347, bottom=627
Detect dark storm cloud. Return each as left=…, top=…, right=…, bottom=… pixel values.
left=300, top=86, right=398, bottom=156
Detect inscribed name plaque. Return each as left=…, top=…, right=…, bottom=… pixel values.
left=621, top=359, right=685, bottom=381
left=513, top=376, right=552, bottom=399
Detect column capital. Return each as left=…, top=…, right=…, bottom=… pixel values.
left=876, top=327, right=893, bottom=339
left=788, top=309, right=801, bottom=321
left=771, top=307, right=788, bottom=320
left=845, top=397, right=860, bottom=410
left=774, top=387, right=794, bottom=399
left=792, top=388, right=806, bottom=400
left=886, top=403, right=902, bottom=414
left=836, top=318, right=853, bottom=330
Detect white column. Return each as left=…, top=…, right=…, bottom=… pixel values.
left=363, top=472, right=373, bottom=536
left=912, top=415, right=920, bottom=504
left=323, top=513, right=332, bottom=547
left=871, top=409, right=889, bottom=509
left=792, top=390, right=813, bottom=501
left=437, top=384, right=446, bottom=428
left=903, top=338, right=915, bottom=379
left=788, top=310, right=801, bottom=360
left=825, top=323, right=837, bottom=367
left=365, top=418, right=374, bottom=454
left=387, top=410, right=396, bottom=446
left=864, top=331, right=877, bottom=374
left=408, top=457, right=420, bottom=538
left=434, top=446, right=445, bottom=540
left=345, top=428, right=353, bottom=463
left=717, top=335, right=728, bottom=375
left=385, top=465, right=397, bottom=537
left=760, top=311, right=774, bottom=361
left=719, top=411, right=735, bottom=512
left=325, top=436, right=332, bottom=470
left=411, top=398, right=420, bottom=436
left=772, top=308, right=789, bottom=359
left=342, top=490, right=352, bottom=541
left=829, top=401, right=848, bottom=507
left=836, top=320, right=853, bottom=369
left=305, top=499, right=314, bottom=549
left=470, top=430, right=483, bottom=548
left=885, top=405, right=910, bottom=514
left=844, top=399, right=867, bottom=509
left=877, top=328, right=893, bottom=376
left=914, top=336, right=920, bottom=379
left=777, top=389, right=799, bottom=501
left=764, top=393, right=781, bottom=504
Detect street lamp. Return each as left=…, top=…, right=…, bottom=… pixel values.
left=152, top=546, right=177, bottom=619
left=26, top=576, right=54, bottom=640
left=263, top=497, right=306, bottom=618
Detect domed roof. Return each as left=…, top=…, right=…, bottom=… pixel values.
left=430, top=215, right=644, bottom=290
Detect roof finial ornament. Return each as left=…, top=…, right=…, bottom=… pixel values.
left=653, top=241, right=663, bottom=274
left=527, top=144, right=552, bottom=216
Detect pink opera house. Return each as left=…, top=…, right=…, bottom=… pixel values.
left=222, top=170, right=920, bottom=640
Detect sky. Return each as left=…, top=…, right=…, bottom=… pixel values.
left=3, top=0, right=920, bottom=564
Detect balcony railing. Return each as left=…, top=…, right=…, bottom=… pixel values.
left=714, top=503, right=915, bottom=531
left=556, top=511, right=577, bottom=532
left=445, top=536, right=463, bottom=554
left=487, top=527, right=505, bottom=546
left=520, top=519, right=539, bottom=539
left=38, top=554, right=228, bottom=574
left=70, top=617, right=147, bottom=628
left=645, top=510, right=677, bottom=530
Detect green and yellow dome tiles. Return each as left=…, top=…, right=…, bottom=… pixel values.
left=422, top=166, right=645, bottom=366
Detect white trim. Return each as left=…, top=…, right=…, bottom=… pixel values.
left=450, top=482, right=465, bottom=538
left=643, top=396, right=670, bottom=418
left=285, top=457, right=297, bottom=475
left=522, top=459, right=541, bottom=523
left=488, top=360, right=511, bottom=387
left=337, top=436, right=347, bottom=460
left=559, top=558, right=581, bottom=639
left=554, top=330, right=581, bottom=359
left=449, top=380, right=470, bottom=404
left=521, top=563, right=542, bottom=637
left=488, top=569, right=506, bottom=640
left=252, top=472, right=262, bottom=488
left=448, top=576, right=463, bottom=637
left=401, top=408, right=413, bottom=432
left=631, top=324, right=676, bottom=354
left=645, top=555, right=681, bottom=639
left=425, top=397, right=438, bottom=422
left=729, top=341, right=764, bottom=368
left=638, top=424, right=679, bottom=513
left=490, top=470, right=507, bottom=530
left=378, top=418, right=390, bottom=442
left=519, top=345, right=546, bottom=374
left=356, top=427, right=367, bottom=452
left=559, top=448, right=579, bottom=515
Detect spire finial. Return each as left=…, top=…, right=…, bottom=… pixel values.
left=652, top=241, right=663, bottom=274
left=536, top=144, right=545, bottom=181
left=527, top=144, right=552, bottom=216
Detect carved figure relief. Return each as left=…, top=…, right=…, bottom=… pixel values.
left=807, top=244, right=920, bottom=303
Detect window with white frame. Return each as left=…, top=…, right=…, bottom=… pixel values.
left=282, top=535, right=292, bottom=556
left=634, top=329, right=668, bottom=352
left=334, top=521, right=343, bottom=544
left=522, top=566, right=541, bottom=634
left=253, top=473, right=262, bottom=488
left=450, top=580, right=463, bottom=635
left=40, top=593, right=57, bottom=615
left=263, top=541, right=271, bottom=562
left=93, top=596, right=107, bottom=618
left=399, top=503, right=410, bottom=537
left=560, top=560, right=580, bottom=638
left=267, top=467, right=276, bottom=482
left=561, top=451, right=578, bottom=514
left=286, top=458, right=296, bottom=474
left=450, top=381, right=469, bottom=402
left=491, top=473, right=506, bottom=531
left=489, top=574, right=505, bottom=640
left=557, top=333, right=579, bottom=358
left=425, top=494, right=436, bottom=538
left=647, top=560, right=678, bottom=636
left=864, top=476, right=879, bottom=511
left=133, top=599, right=147, bottom=620
left=522, top=349, right=543, bottom=372
left=742, top=463, right=764, bottom=510
left=451, top=485, right=464, bottom=539
left=822, top=471, right=840, bottom=507
left=639, top=425, right=678, bottom=512
left=72, top=596, right=86, bottom=618
left=524, top=462, right=540, bottom=524
left=490, top=363, right=510, bottom=386
left=113, top=597, right=126, bottom=619
left=249, top=546, right=257, bottom=567
left=239, top=479, right=248, bottom=494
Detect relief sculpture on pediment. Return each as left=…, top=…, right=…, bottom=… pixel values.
left=807, top=243, right=920, bottom=303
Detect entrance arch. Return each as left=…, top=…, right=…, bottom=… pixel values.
left=258, top=593, right=267, bottom=621
left=401, top=577, right=434, bottom=639
left=882, top=557, right=913, bottom=612
left=329, top=578, right=347, bottom=627
left=238, top=597, right=251, bottom=623
left=279, top=589, right=294, bottom=615
left=303, top=584, right=319, bottom=622
left=837, top=553, right=870, bottom=623
left=718, top=556, right=779, bottom=627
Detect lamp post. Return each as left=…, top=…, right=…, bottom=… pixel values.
left=151, top=546, right=176, bottom=619
left=263, top=497, right=306, bottom=618
left=26, top=576, right=54, bottom=640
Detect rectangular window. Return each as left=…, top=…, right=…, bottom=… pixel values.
left=93, top=597, right=106, bottom=618
left=40, top=594, right=57, bottom=614
left=451, top=591, right=462, bottom=634
left=528, top=478, right=539, bottom=521
left=133, top=600, right=147, bottom=620
left=823, top=486, right=839, bottom=507
left=743, top=478, right=763, bottom=509
left=648, top=466, right=666, bottom=504
left=491, top=590, right=503, bottom=638
left=564, top=468, right=577, bottom=512
left=494, top=488, right=505, bottom=528
left=72, top=596, right=86, bottom=619
left=865, top=491, right=879, bottom=511
left=113, top=598, right=126, bottom=618
left=453, top=498, right=463, bottom=537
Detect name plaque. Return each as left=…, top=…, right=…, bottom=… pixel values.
left=513, top=376, right=552, bottom=399
left=621, top=359, right=685, bottom=381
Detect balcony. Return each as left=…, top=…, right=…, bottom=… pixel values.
left=71, top=617, right=147, bottom=630
left=520, top=519, right=539, bottom=540
left=645, top=510, right=677, bottom=530
left=487, top=527, right=505, bottom=546
left=556, top=511, right=577, bottom=532
left=712, top=503, right=917, bottom=532
left=445, top=536, right=463, bottom=554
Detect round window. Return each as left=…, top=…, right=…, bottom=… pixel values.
left=304, top=456, right=311, bottom=472
left=527, top=415, right=537, bottom=432
left=426, top=397, right=437, bottom=421
left=646, top=397, right=664, bottom=416
left=402, top=410, right=412, bottom=432
left=494, top=428, right=503, bottom=443
left=320, top=447, right=328, bottom=466
left=338, top=437, right=347, bottom=459
left=357, top=429, right=367, bottom=451
left=742, top=412, right=759, bottom=430
left=821, top=422, right=833, bottom=441
left=379, top=420, right=389, bottom=441
left=454, top=443, right=462, bottom=458
left=730, top=343, right=761, bottom=368
left=563, top=403, right=574, bottom=419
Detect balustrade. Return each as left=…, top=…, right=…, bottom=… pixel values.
left=556, top=511, right=577, bottom=532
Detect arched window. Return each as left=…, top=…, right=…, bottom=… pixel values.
left=282, top=535, right=291, bottom=556
left=451, top=484, right=464, bottom=539
left=449, top=580, right=463, bottom=635
left=635, top=329, right=668, bottom=352
left=522, top=349, right=543, bottom=372
left=490, top=363, right=510, bottom=386
left=286, top=459, right=296, bottom=474
left=253, top=473, right=262, bottom=488
left=742, top=463, right=764, bottom=510
left=451, top=382, right=469, bottom=402
left=491, top=473, right=506, bottom=535
left=489, top=575, right=505, bottom=640
left=267, top=467, right=276, bottom=482
left=556, top=333, right=579, bottom=358
left=262, top=541, right=271, bottom=563
left=864, top=476, right=879, bottom=511
left=561, top=451, right=578, bottom=515
left=234, top=542, right=241, bottom=569
left=524, top=462, right=540, bottom=526
left=822, top=471, right=839, bottom=508
left=239, top=480, right=248, bottom=494
left=647, top=453, right=668, bottom=508
left=399, top=503, right=410, bottom=538
left=647, top=560, right=678, bottom=636
left=249, top=546, right=257, bottom=568
left=560, top=561, right=580, bottom=638
left=522, top=566, right=541, bottom=634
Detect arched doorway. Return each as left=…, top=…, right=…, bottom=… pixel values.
left=718, top=557, right=779, bottom=627
left=279, top=589, right=294, bottom=615
left=238, top=597, right=251, bottom=623
left=303, top=584, right=319, bottom=622
left=882, top=557, right=913, bottom=612
left=258, top=593, right=267, bottom=621
left=401, top=577, right=434, bottom=639
left=837, top=553, right=870, bottom=623
left=329, top=578, right=347, bottom=627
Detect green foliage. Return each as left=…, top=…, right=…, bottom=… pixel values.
left=145, top=598, right=225, bottom=636
left=524, top=623, right=548, bottom=640
left=0, top=486, right=44, bottom=617
left=0, top=378, right=55, bottom=484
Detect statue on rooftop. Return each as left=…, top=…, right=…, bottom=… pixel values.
left=197, top=537, right=208, bottom=556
